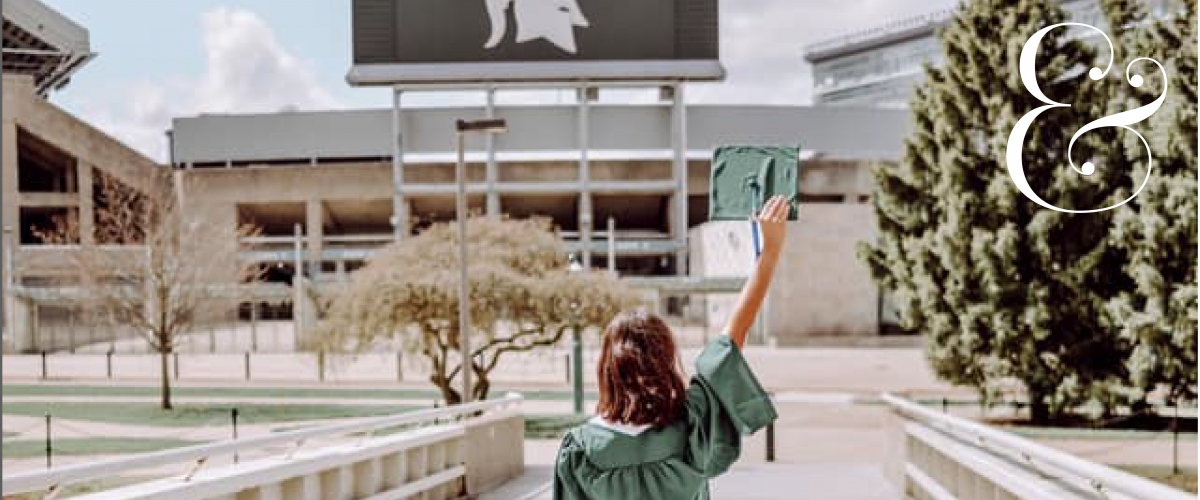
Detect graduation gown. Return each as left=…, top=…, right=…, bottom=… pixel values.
left=553, top=335, right=778, bottom=500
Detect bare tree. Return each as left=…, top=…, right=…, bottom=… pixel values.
left=35, top=171, right=261, bottom=409
left=321, top=217, right=637, bottom=404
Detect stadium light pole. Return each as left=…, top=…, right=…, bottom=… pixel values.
left=455, top=118, right=507, bottom=404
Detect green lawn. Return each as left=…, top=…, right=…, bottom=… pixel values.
left=3, top=437, right=205, bottom=458
left=2, top=384, right=596, bottom=402
left=526, top=414, right=590, bottom=439
left=2, top=402, right=421, bottom=427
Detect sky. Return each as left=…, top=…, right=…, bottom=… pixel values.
left=44, top=0, right=954, bottom=162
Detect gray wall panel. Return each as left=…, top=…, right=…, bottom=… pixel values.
left=171, top=105, right=912, bottom=164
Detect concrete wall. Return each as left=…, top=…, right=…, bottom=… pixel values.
left=690, top=203, right=880, bottom=344
left=171, top=105, right=912, bottom=165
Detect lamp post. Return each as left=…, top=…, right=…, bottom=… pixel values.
left=568, top=253, right=585, bottom=414
left=455, top=118, right=507, bottom=404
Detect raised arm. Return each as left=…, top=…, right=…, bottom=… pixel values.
left=725, top=195, right=789, bottom=349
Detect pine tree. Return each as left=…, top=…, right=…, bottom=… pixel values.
left=1104, top=0, right=1197, bottom=406
left=861, top=0, right=1137, bottom=423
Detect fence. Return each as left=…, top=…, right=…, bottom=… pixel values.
left=2, top=393, right=525, bottom=499
left=883, top=393, right=1193, bottom=500
left=2, top=348, right=589, bottom=385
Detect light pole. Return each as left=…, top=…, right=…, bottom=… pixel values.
left=455, top=118, right=507, bottom=404
left=568, top=253, right=585, bottom=414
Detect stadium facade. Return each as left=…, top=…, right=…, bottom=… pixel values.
left=3, top=0, right=925, bottom=353
left=803, top=0, right=1177, bottom=108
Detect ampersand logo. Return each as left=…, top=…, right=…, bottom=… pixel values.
left=1006, top=22, right=1168, bottom=213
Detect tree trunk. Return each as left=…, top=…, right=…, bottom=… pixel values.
left=473, top=368, right=491, bottom=402
left=1028, top=391, right=1048, bottom=425
left=432, top=374, right=461, bottom=406
left=159, top=349, right=173, bottom=410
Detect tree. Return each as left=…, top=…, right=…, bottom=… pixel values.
left=860, top=0, right=1138, bottom=423
left=320, top=217, right=637, bottom=405
left=1104, top=0, right=1198, bottom=406
left=35, top=171, right=261, bottom=409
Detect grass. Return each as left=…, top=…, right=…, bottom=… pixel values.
left=3, top=437, right=205, bottom=458
left=526, top=414, right=590, bottom=439
left=2, top=384, right=596, bottom=402
left=2, top=402, right=421, bottom=427
left=1115, top=464, right=1198, bottom=493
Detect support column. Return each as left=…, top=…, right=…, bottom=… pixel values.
left=305, top=199, right=323, bottom=280
left=2, top=227, right=18, bottom=351
left=578, top=84, right=593, bottom=268
left=671, top=82, right=689, bottom=276
left=391, top=88, right=408, bottom=239
left=607, top=216, right=616, bottom=276
left=2, top=119, right=18, bottom=236
left=485, top=86, right=500, bottom=219
left=2, top=119, right=19, bottom=345
left=77, top=162, right=94, bottom=245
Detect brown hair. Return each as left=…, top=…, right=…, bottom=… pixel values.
left=596, top=310, right=687, bottom=427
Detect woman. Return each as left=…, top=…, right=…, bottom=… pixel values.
left=553, top=195, right=789, bottom=500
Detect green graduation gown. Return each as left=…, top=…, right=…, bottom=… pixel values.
left=553, top=335, right=778, bottom=500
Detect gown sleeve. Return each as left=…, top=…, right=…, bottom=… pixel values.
left=685, top=334, right=778, bottom=478
left=553, top=430, right=590, bottom=500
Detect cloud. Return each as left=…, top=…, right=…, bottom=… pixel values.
left=689, top=0, right=957, bottom=105
left=71, top=1, right=958, bottom=160
left=73, top=7, right=341, bottom=162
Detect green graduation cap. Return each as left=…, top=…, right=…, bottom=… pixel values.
left=709, top=145, right=801, bottom=221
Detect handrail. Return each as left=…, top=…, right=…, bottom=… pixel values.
left=882, top=393, right=1192, bottom=500
left=1, top=393, right=523, bottom=496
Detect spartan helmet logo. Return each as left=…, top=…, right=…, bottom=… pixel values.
left=483, top=0, right=590, bottom=54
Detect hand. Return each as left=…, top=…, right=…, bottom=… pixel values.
left=754, top=195, right=789, bottom=256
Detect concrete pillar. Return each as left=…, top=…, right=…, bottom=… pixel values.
left=77, top=162, right=94, bottom=245
left=578, top=84, right=593, bottom=268
left=382, top=450, right=408, bottom=488
left=334, top=260, right=347, bottom=281
left=2, top=226, right=14, bottom=351
left=10, top=296, right=34, bottom=353
left=391, top=89, right=408, bottom=239
left=237, top=483, right=282, bottom=500
left=670, top=83, right=689, bottom=275
left=305, top=199, right=323, bottom=279
left=281, top=475, right=319, bottom=500
left=485, top=86, right=500, bottom=219
left=320, top=465, right=353, bottom=500
left=2, top=118, right=19, bottom=236
left=2, top=119, right=19, bottom=344
left=354, top=458, right=383, bottom=497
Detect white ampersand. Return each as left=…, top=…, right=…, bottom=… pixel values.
left=1006, top=22, right=1168, bottom=213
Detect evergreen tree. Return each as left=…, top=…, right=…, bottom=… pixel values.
left=861, top=0, right=1136, bottom=423
left=1104, top=0, right=1197, bottom=406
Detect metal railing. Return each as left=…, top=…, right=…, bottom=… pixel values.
left=1, top=392, right=523, bottom=497
left=883, top=393, right=1192, bottom=500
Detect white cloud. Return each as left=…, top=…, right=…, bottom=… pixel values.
left=690, top=0, right=956, bottom=105
left=72, top=7, right=341, bottom=162
left=69, top=1, right=957, bottom=160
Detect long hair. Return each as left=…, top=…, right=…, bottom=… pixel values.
left=596, top=310, right=687, bottom=427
